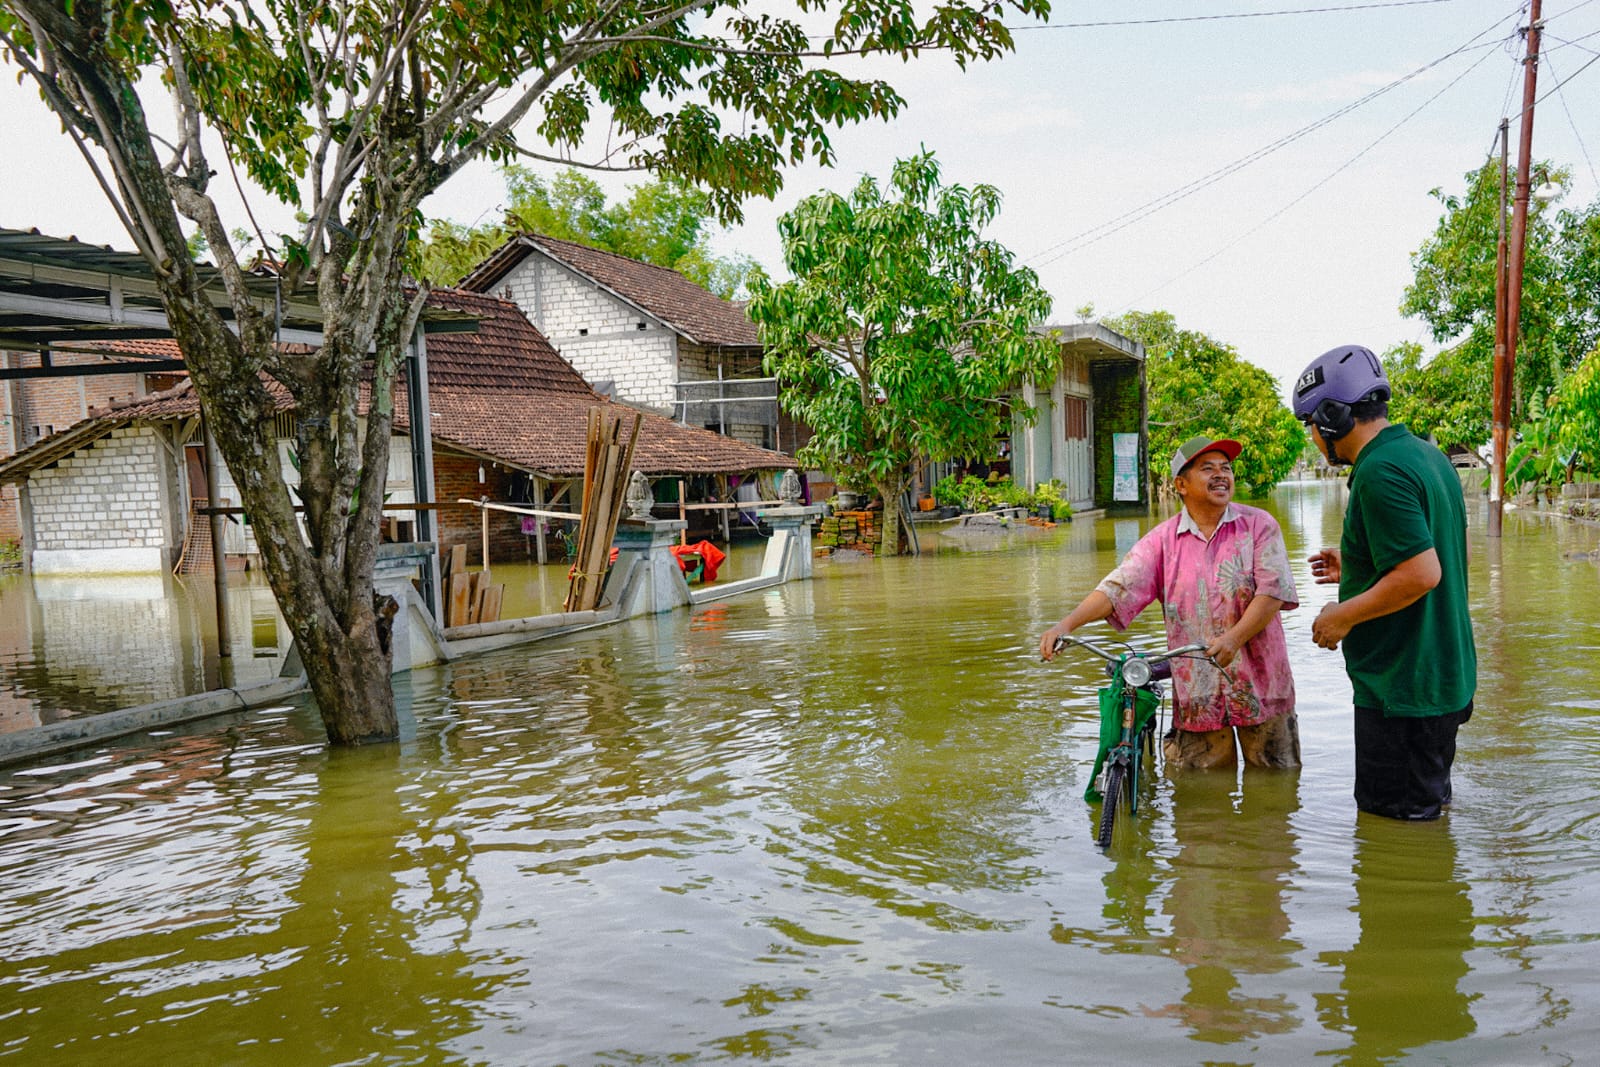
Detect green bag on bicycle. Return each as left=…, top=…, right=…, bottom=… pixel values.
left=1084, top=683, right=1160, bottom=803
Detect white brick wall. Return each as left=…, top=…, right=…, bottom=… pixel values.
left=30, top=426, right=172, bottom=554
left=498, top=256, right=678, bottom=411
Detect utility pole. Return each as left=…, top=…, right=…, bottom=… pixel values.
left=1490, top=119, right=1510, bottom=538
left=1490, top=0, right=1542, bottom=538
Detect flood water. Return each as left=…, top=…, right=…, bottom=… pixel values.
left=2, top=480, right=1599, bottom=1065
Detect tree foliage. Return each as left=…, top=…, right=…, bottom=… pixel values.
left=0, top=0, right=1048, bottom=744
left=417, top=168, right=760, bottom=297
left=747, top=151, right=1057, bottom=554
left=1380, top=341, right=1488, bottom=449
left=1400, top=160, right=1600, bottom=442
left=1536, top=343, right=1600, bottom=482
left=1106, top=310, right=1303, bottom=497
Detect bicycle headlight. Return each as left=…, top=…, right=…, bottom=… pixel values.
left=1120, top=658, right=1153, bottom=688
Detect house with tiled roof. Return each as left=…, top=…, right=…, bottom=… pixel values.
left=0, top=288, right=795, bottom=573
left=460, top=234, right=801, bottom=456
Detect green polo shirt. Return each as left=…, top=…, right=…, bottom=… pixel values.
left=1339, top=424, right=1476, bottom=716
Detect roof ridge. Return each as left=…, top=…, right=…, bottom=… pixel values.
left=525, top=232, right=690, bottom=280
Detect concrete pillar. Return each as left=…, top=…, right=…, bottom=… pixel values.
left=756, top=504, right=826, bottom=581
left=610, top=518, right=691, bottom=616
left=373, top=541, right=444, bottom=671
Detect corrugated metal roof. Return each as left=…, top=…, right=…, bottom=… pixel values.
left=0, top=226, right=476, bottom=354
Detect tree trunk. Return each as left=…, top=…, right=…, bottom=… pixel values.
left=874, top=475, right=909, bottom=556
left=20, top=9, right=415, bottom=746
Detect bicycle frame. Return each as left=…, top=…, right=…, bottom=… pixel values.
left=1053, top=633, right=1209, bottom=847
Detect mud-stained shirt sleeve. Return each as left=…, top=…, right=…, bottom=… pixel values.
left=1250, top=511, right=1299, bottom=610
left=1095, top=523, right=1167, bottom=630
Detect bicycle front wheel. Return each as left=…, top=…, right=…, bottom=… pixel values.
left=1096, top=761, right=1128, bottom=849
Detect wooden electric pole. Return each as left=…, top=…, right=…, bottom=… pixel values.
left=1490, top=0, right=1542, bottom=538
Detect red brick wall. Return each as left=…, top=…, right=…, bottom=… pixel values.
left=432, top=452, right=534, bottom=567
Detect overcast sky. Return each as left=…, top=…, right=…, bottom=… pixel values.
left=4, top=0, right=1597, bottom=397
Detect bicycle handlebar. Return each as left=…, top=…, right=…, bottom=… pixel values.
left=1052, top=633, right=1209, bottom=665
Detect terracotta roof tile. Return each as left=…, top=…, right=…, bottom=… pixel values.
left=464, top=234, right=761, bottom=348
left=405, top=392, right=793, bottom=477
left=8, top=293, right=791, bottom=480
left=422, top=288, right=597, bottom=395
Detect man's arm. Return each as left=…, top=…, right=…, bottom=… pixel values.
left=1311, top=548, right=1441, bottom=650
left=1207, top=593, right=1286, bottom=668
left=1039, top=590, right=1115, bottom=660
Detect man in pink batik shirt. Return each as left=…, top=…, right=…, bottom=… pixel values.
left=1039, top=436, right=1301, bottom=769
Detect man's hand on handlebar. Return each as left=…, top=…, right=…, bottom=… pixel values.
left=1204, top=632, right=1242, bottom=670
left=1040, top=626, right=1070, bottom=661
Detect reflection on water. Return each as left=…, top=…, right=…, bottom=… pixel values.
left=1, top=481, right=1599, bottom=1063
left=1317, top=817, right=1475, bottom=1062
left=0, top=570, right=290, bottom=732
left=1150, top=771, right=1304, bottom=1044
left=0, top=542, right=771, bottom=732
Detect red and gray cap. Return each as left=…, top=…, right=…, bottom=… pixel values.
left=1170, top=435, right=1242, bottom=478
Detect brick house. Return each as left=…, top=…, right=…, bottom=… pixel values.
left=0, top=287, right=795, bottom=574
left=460, top=234, right=805, bottom=456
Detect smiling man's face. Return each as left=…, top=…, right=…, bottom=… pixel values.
left=1175, top=450, right=1235, bottom=509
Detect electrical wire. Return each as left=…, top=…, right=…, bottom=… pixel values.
left=1021, top=10, right=1520, bottom=270
left=1014, top=0, right=1455, bottom=31
left=1542, top=51, right=1600, bottom=185
left=1111, top=45, right=1499, bottom=313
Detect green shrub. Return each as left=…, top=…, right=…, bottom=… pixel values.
left=1029, top=479, right=1074, bottom=520
left=932, top=473, right=1073, bottom=516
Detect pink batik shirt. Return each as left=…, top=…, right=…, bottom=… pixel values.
left=1095, top=503, right=1299, bottom=731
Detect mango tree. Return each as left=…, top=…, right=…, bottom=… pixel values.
left=747, top=151, right=1057, bottom=554
left=0, top=0, right=1047, bottom=745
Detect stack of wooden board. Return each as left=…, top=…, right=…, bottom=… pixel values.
left=442, top=542, right=504, bottom=628
left=565, top=408, right=642, bottom=612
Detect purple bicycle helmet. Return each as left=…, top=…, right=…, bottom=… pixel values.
left=1292, top=344, right=1390, bottom=441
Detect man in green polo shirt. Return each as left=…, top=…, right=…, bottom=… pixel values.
left=1292, top=344, right=1476, bottom=820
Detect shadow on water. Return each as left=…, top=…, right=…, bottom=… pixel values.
left=0, top=480, right=1598, bottom=1063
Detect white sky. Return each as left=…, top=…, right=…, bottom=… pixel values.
left=4, top=0, right=1598, bottom=399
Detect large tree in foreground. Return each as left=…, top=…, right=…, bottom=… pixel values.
left=0, top=0, right=1047, bottom=745
left=748, top=151, right=1057, bottom=554
left=1107, top=310, right=1302, bottom=496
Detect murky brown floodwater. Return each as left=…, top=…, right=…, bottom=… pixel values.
left=2, top=480, right=1599, bottom=1065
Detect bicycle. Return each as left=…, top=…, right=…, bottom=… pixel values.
left=1052, top=633, right=1212, bottom=849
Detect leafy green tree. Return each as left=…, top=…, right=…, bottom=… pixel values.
left=1380, top=341, right=1489, bottom=448
left=1545, top=344, right=1600, bottom=479
left=418, top=167, right=762, bottom=297
left=747, top=151, right=1057, bottom=555
left=1401, top=160, right=1600, bottom=440
left=0, top=0, right=1045, bottom=745
left=1107, top=310, right=1303, bottom=497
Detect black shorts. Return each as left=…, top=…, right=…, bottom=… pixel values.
left=1353, top=702, right=1473, bottom=821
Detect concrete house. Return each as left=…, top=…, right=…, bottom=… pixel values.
left=1006, top=322, right=1151, bottom=514
left=459, top=234, right=796, bottom=454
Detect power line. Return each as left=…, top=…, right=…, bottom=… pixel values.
left=1542, top=51, right=1600, bottom=185
left=1014, top=0, right=1454, bottom=31
left=1021, top=11, right=1519, bottom=270
left=1113, top=45, right=1498, bottom=313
